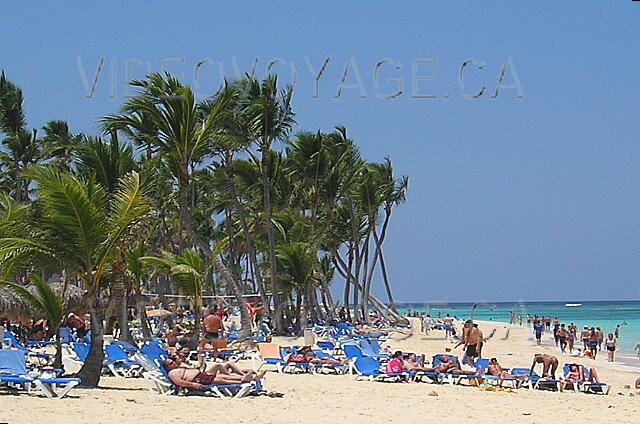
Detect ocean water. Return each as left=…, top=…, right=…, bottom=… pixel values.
left=396, top=301, right=640, bottom=353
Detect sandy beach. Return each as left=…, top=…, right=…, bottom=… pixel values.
left=3, top=319, right=639, bottom=424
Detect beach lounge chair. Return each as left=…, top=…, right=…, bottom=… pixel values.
left=315, top=340, right=336, bottom=352
left=0, top=350, right=80, bottom=398
left=510, top=367, right=563, bottom=391
left=252, top=343, right=287, bottom=373
left=104, top=344, right=143, bottom=378
left=133, top=340, right=168, bottom=373
left=350, top=356, right=408, bottom=382
left=57, top=327, right=76, bottom=345
left=343, top=344, right=364, bottom=363
left=357, top=339, right=390, bottom=361
left=427, top=354, right=480, bottom=386
left=142, top=358, right=261, bottom=398
left=3, top=332, right=52, bottom=364
left=112, top=340, right=138, bottom=354
left=310, top=350, right=348, bottom=374
left=474, top=358, right=524, bottom=389
left=562, top=364, right=610, bottom=395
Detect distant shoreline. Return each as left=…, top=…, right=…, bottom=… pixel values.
left=396, top=299, right=640, bottom=305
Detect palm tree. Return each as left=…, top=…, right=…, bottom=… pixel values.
left=41, top=120, right=82, bottom=170
left=241, top=75, right=294, bottom=332
left=1, top=275, right=65, bottom=368
left=102, top=73, right=229, bottom=250
left=0, top=166, right=149, bottom=386
left=140, top=249, right=206, bottom=338
left=0, top=71, right=42, bottom=201
left=276, top=242, right=316, bottom=333
left=76, top=133, right=139, bottom=340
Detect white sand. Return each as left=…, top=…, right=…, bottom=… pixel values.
left=3, top=320, right=639, bottom=424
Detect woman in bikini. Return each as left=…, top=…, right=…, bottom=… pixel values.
left=163, top=355, right=265, bottom=389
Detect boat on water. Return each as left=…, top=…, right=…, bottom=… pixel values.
left=565, top=303, right=583, bottom=307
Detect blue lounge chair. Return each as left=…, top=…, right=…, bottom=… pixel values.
left=113, top=340, right=138, bottom=354
left=343, top=344, right=364, bottom=363
left=474, top=358, right=524, bottom=389
left=104, top=344, right=142, bottom=378
left=0, top=350, right=80, bottom=398
left=71, top=342, right=90, bottom=362
left=58, top=327, right=76, bottom=345
left=315, top=340, right=336, bottom=352
left=427, top=354, right=480, bottom=386
left=510, top=367, right=562, bottom=391
left=134, top=340, right=168, bottom=372
left=4, top=332, right=52, bottom=363
left=562, top=364, right=610, bottom=395
left=310, top=350, right=347, bottom=374
left=350, top=356, right=408, bottom=382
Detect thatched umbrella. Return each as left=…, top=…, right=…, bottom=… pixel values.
left=0, top=282, right=88, bottom=320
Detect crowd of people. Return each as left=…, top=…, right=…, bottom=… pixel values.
left=523, top=315, right=622, bottom=362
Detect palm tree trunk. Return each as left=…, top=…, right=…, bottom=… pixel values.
left=135, top=291, right=152, bottom=339
left=360, top=228, right=372, bottom=322
left=373, top=229, right=395, bottom=309
left=111, top=258, right=129, bottom=341
left=53, top=324, right=62, bottom=369
left=227, top=158, right=266, bottom=304
left=342, top=246, right=353, bottom=322
left=13, top=154, right=21, bottom=201
left=77, top=292, right=105, bottom=387
left=333, top=255, right=408, bottom=325
left=177, top=167, right=192, bottom=250
left=213, top=257, right=252, bottom=340
left=261, top=145, right=283, bottom=333
left=363, top=223, right=384, bottom=320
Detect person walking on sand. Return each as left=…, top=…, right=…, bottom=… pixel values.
left=533, top=320, right=544, bottom=345
left=567, top=325, right=576, bottom=354
left=443, top=314, right=453, bottom=339
left=605, top=333, right=617, bottom=362
left=581, top=326, right=590, bottom=350
left=588, top=327, right=599, bottom=359
left=596, top=327, right=604, bottom=351
left=455, top=320, right=480, bottom=367
left=422, top=314, right=434, bottom=335
left=557, top=324, right=568, bottom=353
left=635, top=342, right=640, bottom=360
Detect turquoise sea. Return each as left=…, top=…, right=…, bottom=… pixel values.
left=396, top=301, right=640, bottom=353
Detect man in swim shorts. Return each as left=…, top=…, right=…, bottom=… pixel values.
left=530, top=353, right=559, bottom=379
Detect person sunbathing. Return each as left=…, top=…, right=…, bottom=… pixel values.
left=486, top=358, right=528, bottom=383
left=163, top=356, right=265, bottom=390
left=433, top=355, right=478, bottom=375
left=564, top=363, right=600, bottom=390
left=404, top=353, right=430, bottom=372
left=287, top=346, right=347, bottom=366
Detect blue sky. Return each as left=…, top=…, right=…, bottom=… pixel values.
left=2, top=2, right=640, bottom=302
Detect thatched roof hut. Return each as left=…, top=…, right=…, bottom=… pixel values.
left=0, top=283, right=87, bottom=320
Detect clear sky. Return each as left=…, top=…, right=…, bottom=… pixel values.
left=2, top=2, right=640, bottom=302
